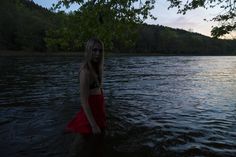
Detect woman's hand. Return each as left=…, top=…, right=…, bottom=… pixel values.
left=91, top=124, right=101, bottom=135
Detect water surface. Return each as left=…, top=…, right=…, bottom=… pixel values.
left=0, top=56, right=236, bottom=157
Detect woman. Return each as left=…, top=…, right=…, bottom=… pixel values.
left=65, top=38, right=106, bottom=157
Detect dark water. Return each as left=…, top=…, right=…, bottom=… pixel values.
left=0, top=56, right=236, bottom=157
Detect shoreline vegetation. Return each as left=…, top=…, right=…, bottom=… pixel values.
left=1, top=50, right=236, bottom=57
left=0, top=51, right=163, bottom=57
left=1, top=0, right=236, bottom=56
left=0, top=51, right=83, bottom=57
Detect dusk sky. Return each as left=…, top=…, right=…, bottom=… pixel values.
left=33, top=0, right=229, bottom=38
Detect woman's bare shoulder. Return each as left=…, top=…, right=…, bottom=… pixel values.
left=80, top=68, right=91, bottom=81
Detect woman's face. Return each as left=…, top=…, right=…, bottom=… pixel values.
left=91, top=43, right=103, bottom=63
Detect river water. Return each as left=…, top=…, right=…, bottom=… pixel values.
left=0, top=56, right=236, bottom=157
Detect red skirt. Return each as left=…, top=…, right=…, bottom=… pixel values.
left=65, top=93, right=106, bottom=134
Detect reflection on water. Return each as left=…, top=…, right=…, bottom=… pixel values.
left=0, top=56, right=236, bottom=157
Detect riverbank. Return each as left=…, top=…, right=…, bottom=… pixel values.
left=0, top=51, right=84, bottom=57
left=1, top=50, right=235, bottom=57
left=0, top=50, right=165, bottom=57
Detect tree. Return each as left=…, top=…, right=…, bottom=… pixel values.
left=167, top=0, right=236, bottom=38
left=49, top=0, right=157, bottom=51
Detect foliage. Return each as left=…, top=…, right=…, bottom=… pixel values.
left=0, top=0, right=235, bottom=55
left=167, top=0, right=236, bottom=38
left=48, top=0, right=157, bottom=50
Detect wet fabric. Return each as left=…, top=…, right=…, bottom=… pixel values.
left=65, top=91, right=106, bottom=134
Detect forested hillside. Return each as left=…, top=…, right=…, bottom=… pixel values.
left=0, top=0, right=58, bottom=51
left=0, top=0, right=235, bottom=55
left=132, top=25, right=236, bottom=55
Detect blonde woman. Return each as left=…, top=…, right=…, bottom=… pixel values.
left=65, top=38, right=106, bottom=157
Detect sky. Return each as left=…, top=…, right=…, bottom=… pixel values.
left=33, top=0, right=234, bottom=39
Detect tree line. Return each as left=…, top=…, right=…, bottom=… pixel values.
left=0, top=0, right=235, bottom=55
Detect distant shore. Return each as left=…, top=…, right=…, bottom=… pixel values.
left=0, top=51, right=84, bottom=56
left=0, top=50, right=166, bottom=57
left=1, top=50, right=235, bottom=57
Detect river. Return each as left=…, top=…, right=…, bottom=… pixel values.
left=0, top=56, right=236, bottom=157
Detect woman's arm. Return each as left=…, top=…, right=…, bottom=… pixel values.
left=80, top=69, right=101, bottom=134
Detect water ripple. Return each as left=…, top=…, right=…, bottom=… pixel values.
left=1, top=56, right=236, bottom=157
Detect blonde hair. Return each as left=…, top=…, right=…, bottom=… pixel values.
left=81, top=38, right=104, bottom=86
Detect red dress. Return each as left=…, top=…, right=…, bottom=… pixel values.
left=65, top=91, right=106, bottom=134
